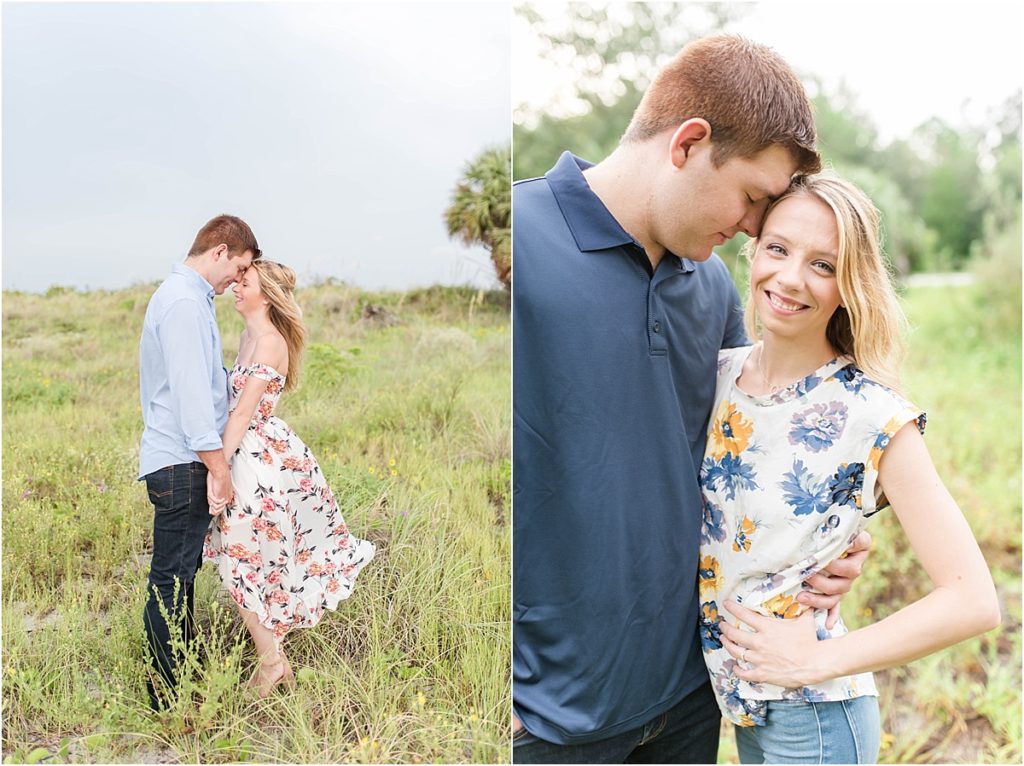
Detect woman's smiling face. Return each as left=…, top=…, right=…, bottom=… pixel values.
left=749, top=193, right=842, bottom=345
left=232, top=269, right=266, bottom=315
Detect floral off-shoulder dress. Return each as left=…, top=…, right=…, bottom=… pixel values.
left=204, top=363, right=375, bottom=640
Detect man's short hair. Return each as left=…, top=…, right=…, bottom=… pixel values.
left=622, top=35, right=821, bottom=174
left=187, top=214, right=261, bottom=259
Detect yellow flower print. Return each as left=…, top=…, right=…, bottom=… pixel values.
left=732, top=516, right=758, bottom=553
left=763, top=593, right=805, bottom=620
left=868, top=415, right=904, bottom=470
left=698, top=555, right=723, bottom=599
left=709, top=401, right=754, bottom=459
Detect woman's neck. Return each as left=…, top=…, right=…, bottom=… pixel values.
left=756, top=334, right=837, bottom=391
left=244, top=313, right=276, bottom=339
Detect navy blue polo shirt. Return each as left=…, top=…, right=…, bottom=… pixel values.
left=513, top=151, right=748, bottom=745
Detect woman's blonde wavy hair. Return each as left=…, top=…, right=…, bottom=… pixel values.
left=743, top=173, right=907, bottom=392
left=250, top=260, right=306, bottom=394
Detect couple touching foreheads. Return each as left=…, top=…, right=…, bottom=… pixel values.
left=138, top=215, right=374, bottom=709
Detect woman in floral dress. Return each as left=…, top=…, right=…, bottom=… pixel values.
left=204, top=260, right=374, bottom=696
left=697, top=174, right=999, bottom=763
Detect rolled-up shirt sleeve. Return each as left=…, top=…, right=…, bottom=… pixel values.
left=158, top=298, right=223, bottom=452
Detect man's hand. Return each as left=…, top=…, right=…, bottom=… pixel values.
left=513, top=714, right=524, bottom=734
left=796, top=530, right=872, bottom=629
left=207, top=468, right=233, bottom=516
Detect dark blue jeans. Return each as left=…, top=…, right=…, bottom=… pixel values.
left=142, top=462, right=211, bottom=710
left=513, top=680, right=721, bottom=764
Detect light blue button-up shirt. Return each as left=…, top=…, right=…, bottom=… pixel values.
left=138, top=263, right=228, bottom=479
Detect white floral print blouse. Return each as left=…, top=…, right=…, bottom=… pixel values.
left=698, top=345, right=925, bottom=727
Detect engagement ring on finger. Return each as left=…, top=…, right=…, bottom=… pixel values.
left=742, top=648, right=749, bottom=663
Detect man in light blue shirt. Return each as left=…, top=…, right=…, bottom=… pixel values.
left=138, top=214, right=259, bottom=710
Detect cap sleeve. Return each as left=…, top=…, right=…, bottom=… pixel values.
left=861, top=392, right=926, bottom=517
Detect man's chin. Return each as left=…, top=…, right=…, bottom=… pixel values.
left=686, top=248, right=716, bottom=263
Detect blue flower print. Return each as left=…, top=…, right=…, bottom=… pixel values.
left=701, top=453, right=760, bottom=501
left=802, top=687, right=829, bottom=702
left=793, top=373, right=824, bottom=397
left=788, top=401, right=848, bottom=453
left=817, top=513, right=842, bottom=539
left=833, top=364, right=867, bottom=396
left=701, top=496, right=727, bottom=544
left=873, top=430, right=891, bottom=453
left=750, top=572, right=786, bottom=596
left=700, top=601, right=723, bottom=653
left=713, top=661, right=767, bottom=726
left=712, top=664, right=743, bottom=712
left=780, top=458, right=831, bottom=515
left=785, top=372, right=826, bottom=402
left=829, top=462, right=864, bottom=509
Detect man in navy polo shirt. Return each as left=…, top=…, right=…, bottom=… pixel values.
left=513, top=35, right=870, bottom=763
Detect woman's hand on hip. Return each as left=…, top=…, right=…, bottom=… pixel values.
left=720, top=600, right=840, bottom=688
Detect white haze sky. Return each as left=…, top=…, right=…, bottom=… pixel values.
left=5, top=2, right=1020, bottom=293
left=514, top=2, right=1023, bottom=144
left=3, top=2, right=511, bottom=293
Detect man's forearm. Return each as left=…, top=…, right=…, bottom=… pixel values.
left=196, top=448, right=230, bottom=477
left=193, top=448, right=230, bottom=485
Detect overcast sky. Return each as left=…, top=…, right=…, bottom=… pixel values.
left=514, top=2, right=1023, bottom=144
left=3, top=2, right=510, bottom=293
left=6, top=2, right=1020, bottom=293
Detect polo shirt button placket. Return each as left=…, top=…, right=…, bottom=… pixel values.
left=648, top=283, right=668, bottom=354
left=648, top=312, right=668, bottom=354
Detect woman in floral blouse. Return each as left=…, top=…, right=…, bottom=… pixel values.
left=204, top=260, right=375, bottom=697
left=698, top=174, right=999, bottom=763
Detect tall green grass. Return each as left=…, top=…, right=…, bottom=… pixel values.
left=2, top=282, right=510, bottom=763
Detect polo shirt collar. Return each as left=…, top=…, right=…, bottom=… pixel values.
left=545, top=151, right=694, bottom=274
left=173, top=262, right=216, bottom=301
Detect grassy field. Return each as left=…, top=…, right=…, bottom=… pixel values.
left=865, top=283, right=1021, bottom=764
left=2, top=282, right=511, bottom=764
left=3, top=275, right=1019, bottom=764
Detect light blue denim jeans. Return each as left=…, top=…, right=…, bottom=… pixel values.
left=735, top=696, right=880, bottom=764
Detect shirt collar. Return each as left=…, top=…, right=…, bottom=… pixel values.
left=172, top=262, right=216, bottom=301
left=545, top=151, right=694, bottom=273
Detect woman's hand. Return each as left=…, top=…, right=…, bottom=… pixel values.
left=720, top=601, right=840, bottom=688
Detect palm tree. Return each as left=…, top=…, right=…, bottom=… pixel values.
left=445, top=144, right=511, bottom=289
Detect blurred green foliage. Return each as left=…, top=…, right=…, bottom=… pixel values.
left=514, top=3, right=1022, bottom=276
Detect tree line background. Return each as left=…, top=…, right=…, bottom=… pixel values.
left=513, top=3, right=1021, bottom=282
